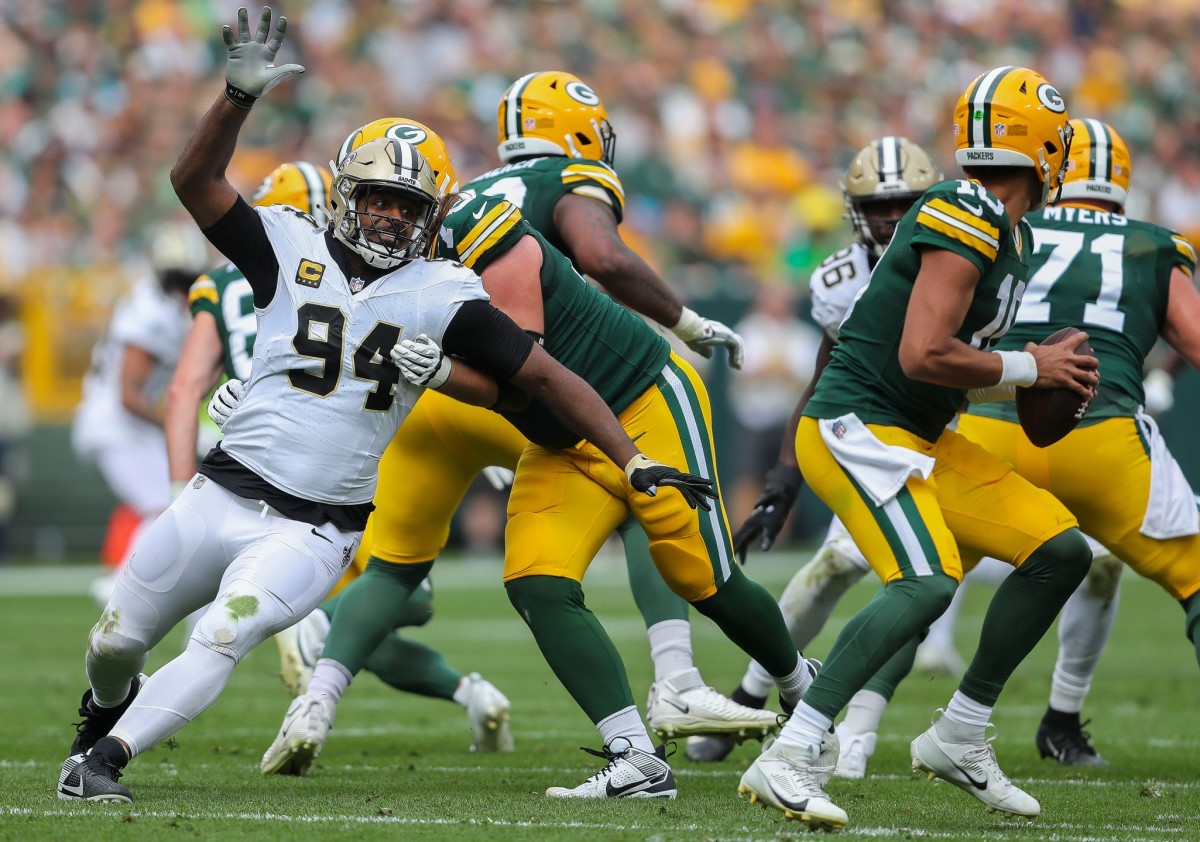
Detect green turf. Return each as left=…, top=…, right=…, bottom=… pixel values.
left=1, top=552, right=1197, bottom=840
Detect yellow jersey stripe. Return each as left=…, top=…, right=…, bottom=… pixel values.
left=188, top=278, right=218, bottom=306
left=561, top=165, right=626, bottom=200
left=917, top=207, right=999, bottom=260
left=1172, top=235, right=1197, bottom=266
left=458, top=203, right=521, bottom=256
left=565, top=184, right=615, bottom=208
left=925, top=198, right=1000, bottom=240
left=459, top=205, right=522, bottom=269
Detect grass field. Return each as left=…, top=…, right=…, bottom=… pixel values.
left=1, top=550, right=1197, bottom=841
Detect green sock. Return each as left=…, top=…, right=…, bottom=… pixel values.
left=321, top=557, right=434, bottom=675
left=618, top=516, right=689, bottom=628
left=364, top=636, right=462, bottom=700
left=506, top=575, right=634, bottom=724
left=803, top=575, right=958, bottom=720
left=863, top=630, right=921, bottom=701
left=959, top=529, right=1091, bottom=706
left=1182, top=592, right=1200, bottom=669
left=691, top=564, right=800, bottom=677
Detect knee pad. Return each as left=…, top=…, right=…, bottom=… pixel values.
left=191, top=583, right=279, bottom=662
left=88, top=608, right=150, bottom=665
left=806, top=539, right=871, bottom=585
left=1084, top=550, right=1124, bottom=602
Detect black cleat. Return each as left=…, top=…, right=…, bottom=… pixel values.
left=1036, top=711, right=1108, bottom=768
left=69, top=675, right=145, bottom=756
left=57, top=752, right=132, bottom=803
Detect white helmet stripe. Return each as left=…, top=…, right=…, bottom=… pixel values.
left=395, top=136, right=415, bottom=175
left=970, top=65, right=1015, bottom=148
left=1086, top=118, right=1109, bottom=182
left=878, top=136, right=901, bottom=183
left=293, top=161, right=325, bottom=218
left=505, top=73, right=539, bottom=141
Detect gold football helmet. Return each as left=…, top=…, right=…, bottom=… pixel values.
left=842, top=136, right=942, bottom=258
left=329, top=138, right=443, bottom=270
left=497, top=71, right=616, bottom=165
left=1059, top=118, right=1131, bottom=209
left=250, top=160, right=332, bottom=225
left=953, top=66, right=1073, bottom=209
left=335, top=118, right=458, bottom=197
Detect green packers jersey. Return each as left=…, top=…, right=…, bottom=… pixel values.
left=806, top=179, right=1033, bottom=442
left=437, top=189, right=668, bottom=448
left=462, top=156, right=625, bottom=265
left=187, top=263, right=256, bottom=380
left=969, top=206, right=1197, bottom=425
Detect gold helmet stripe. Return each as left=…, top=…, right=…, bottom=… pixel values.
left=966, top=65, right=1016, bottom=149
left=293, top=161, right=327, bottom=219
left=503, top=72, right=540, bottom=142
left=1083, top=118, right=1112, bottom=183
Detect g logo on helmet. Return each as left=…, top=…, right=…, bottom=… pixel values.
left=1036, top=84, right=1066, bottom=113
left=386, top=124, right=429, bottom=145
left=564, top=81, right=600, bottom=106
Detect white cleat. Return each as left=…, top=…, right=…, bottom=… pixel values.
left=738, top=738, right=847, bottom=830
left=462, top=672, right=514, bottom=754
left=260, top=694, right=336, bottom=776
left=833, top=725, right=876, bottom=779
left=273, top=610, right=330, bottom=697
left=913, top=641, right=965, bottom=676
left=647, top=668, right=779, bottom=740
left=910, top=716, right=1040, bottom=818
left=546, top=740, right=676, bottom=799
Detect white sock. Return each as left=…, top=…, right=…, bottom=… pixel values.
left=938, top=691, right=992, bottom=742
left=662, top=666, right=704, bottom=691
left=597, top=705, right=655, bottom=753
left=1049, top=569, right=1121, bottom=713
left=646, top=620, right=694, bottom=682
left=308, top=658, right=353, bottom=705
left=776, top=701, right=832, bottom=751
left=109, top=641, right=235, bottom=758
left=740, top=659, right=775, bottom=699
left=773, top=656, right=812, bottom=707
left=841, top=689, right=888, bottom=735
left=777, top=542, right=869, bottom=650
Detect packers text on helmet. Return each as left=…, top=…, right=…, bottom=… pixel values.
left=335, top=118, right=458, bottom=197
left=329, top=138, right=444, bottom=270
left=1059, top=118, right=1131, bottom=209
left=842, top=136, right=942, bottom=258
left=497, top=71, right=616, bottom=165
left=251, top=161, right=332, bottom=226
left=953, top=66, right=1073, bottom=210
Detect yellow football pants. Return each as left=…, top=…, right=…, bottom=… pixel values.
left=796, top=416, right=1077, bottom=586
left=957, top=414, right=1200, bottom=600
left=503, top=353, right=736, bottom=601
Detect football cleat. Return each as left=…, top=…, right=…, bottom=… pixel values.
left=462, top=673, right=514, bottom=754
left=273, top=610, right=330, bottom=697
left=545, top=740, right=676, bottom=799
left=647, top=668, right=779, bottom=741
left=913, top=640, right=965, bottom=676
left=911, top=715, right=1040, bottom=818
left=1036, top=713, right=1108, bottom=768
left=69, top=675, right=147, bottom=757
left=833, top=724, right=876, bottom=779
left=738, top=738, right=847, bottom=830
left=260, top=693, right=336, bottom=776
left=684, top=686, right=769, bottom=763
left=57, top=752, right=132, bottom=803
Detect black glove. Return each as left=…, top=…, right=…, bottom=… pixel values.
left=625, top=455, right=717, bottom=511
left=732, top=462, right=803, bottom=564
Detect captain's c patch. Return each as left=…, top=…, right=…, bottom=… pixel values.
left=295, top=259, right=326, bottom=288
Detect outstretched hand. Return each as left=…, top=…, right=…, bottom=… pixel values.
left=625, top=455, right=717, bottom=511
left=222, top=6, right=305, bottom=105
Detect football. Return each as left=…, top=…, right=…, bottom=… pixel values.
left=1015, top=326, right=1096, bottom=447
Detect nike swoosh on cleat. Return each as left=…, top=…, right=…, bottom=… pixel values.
left=661, top=697, right=689, bottom=714
left=961, top=770, right=988, bottom=790
left=605, top=777, right=661, bottom=797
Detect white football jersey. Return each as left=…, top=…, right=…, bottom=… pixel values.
left=73, top=276, right=190, bottom=452
left=219, top=206, right=488, bottom=505
left=808, top=242, right=873, bottom=342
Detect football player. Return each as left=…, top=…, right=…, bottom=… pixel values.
left=71, top=218, right=209, bottom=604
left=958, top=118, right=1200, bottom=766
left=163, top=158, right=514, bottom=756
left=57, top=6, right=702, bottom=803
left=737, top=67, right=1095, bottom=830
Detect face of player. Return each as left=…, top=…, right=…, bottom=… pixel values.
left=859, top=197, right=916, bottom=247
left=355, top=185, right=424, bottom=249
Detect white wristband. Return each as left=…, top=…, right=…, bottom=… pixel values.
left=993, top=350, right=1038, bottom=388
left=670, top=307, right=705, bottom=341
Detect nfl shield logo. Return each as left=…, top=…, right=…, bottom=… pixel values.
left=524, top=117, right=536, bottom=130
left=349, top=277, right=366, bottom=293
left=832, top=421, right=847, bottom=440
left=993, top=123, right=1006, bottom=137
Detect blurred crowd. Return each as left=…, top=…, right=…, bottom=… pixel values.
left=5, top=0, right=1200, bottom=299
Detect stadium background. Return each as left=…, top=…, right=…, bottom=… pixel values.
left=3, top=0, right=1200, bottom=558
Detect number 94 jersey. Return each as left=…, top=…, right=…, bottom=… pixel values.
left=974, top=207, right=1196, bottom=424
left=220, top=206, right=489, bottom=506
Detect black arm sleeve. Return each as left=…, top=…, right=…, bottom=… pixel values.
left=441, top=299, right=535, bottom=382
left=201, top=196, right=280, bottom=308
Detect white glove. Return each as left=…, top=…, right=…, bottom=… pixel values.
left=481, top=466, right=516, bottom=491
left=391, top=334, right=452, bottom=389
left=1143, top=368, right=1175, bottom=417
left=207, top=379, right=246, bottom=429
left=222, top=6, right=304, bottom=106
left=670, top=306, right=745, bottom=370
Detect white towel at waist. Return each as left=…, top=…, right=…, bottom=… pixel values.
left=817, top=413, right=935, bottom=507
left=1137, top=408, right=1199, bottom=539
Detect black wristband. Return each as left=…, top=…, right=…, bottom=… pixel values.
left=224, top=82, right=257, bottom=109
